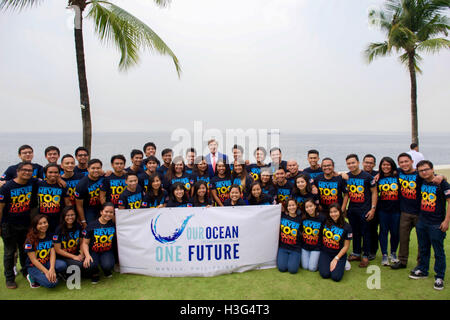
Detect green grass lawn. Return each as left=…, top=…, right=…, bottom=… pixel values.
left=1, top=169, right=449, bottom=300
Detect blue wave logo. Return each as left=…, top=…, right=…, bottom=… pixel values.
left=151, top=213, right=194, bottom=244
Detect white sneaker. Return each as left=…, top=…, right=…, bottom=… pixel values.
left=345, top=260, right=351, bottom=271
left=389, top=253, right=399, bottom=264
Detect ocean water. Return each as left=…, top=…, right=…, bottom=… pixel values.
left=0, top=131, right=448, bottom=173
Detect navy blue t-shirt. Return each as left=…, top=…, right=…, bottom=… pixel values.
left=223, top=198, right=247, bottom=206
left=210, top=176, right=233, bottom=204
left=275, top=180, right=294, bottom=205
left=279, top=213, right=302, bottom=252
left=191, top=173, right=211, bottom=190
left=62, top=172, right=84, bottom=206
left=191, top=196, right=212, bottom=207
left=398, top=169, right=422, bottom=215
left=247, top=193, right=274, bottom=206
left=118, top=186, right=145, bottom=209
left=303, top=167, right=323, bottom=181
left=74, top=176, right=104, bottom=212
left=261, top=184, right=277, bottom=200
left=314, top=174, right=346, bottom=210
left=345, top=171, right=376, bottom=213
left=24, top=233, right=54, bottom=267
left=53, top=223, right=82, bottom=255
left=419, top=179, right=450, bottom=225
left=156, top=165, right=170, bottom=178
left=82, top=219, right=115, bottom=253
left=231, top=175, right=254, bottom=199
left=377, top=175, right=401, bottom=213
left=301, top=214, right=326, bottom=251
left=142, top=190, right=168, bottom=208
left=166, top=198, right=193, bottom=208
left=0, top=178, right=37, bottom=225
left=246, top=163, right=268, bottom=182
left=100, top=173, right=127, bottom=207
left=163, top=173, right=194, bottom=193
left=74, top=166, right=89, bottom=177
left=1, top=162, right=43, bottom=181
left=321, top=222, right=353, bottom=255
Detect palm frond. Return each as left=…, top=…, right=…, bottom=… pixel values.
left=0, top=0, right=43, bottom=11
left=365, top=41, right=391, bottom=63
left=87, top=0, right=181, bottom=76
left=416, top=37, right=450, bottom=53
left=399, top=51, right=423, bottom=73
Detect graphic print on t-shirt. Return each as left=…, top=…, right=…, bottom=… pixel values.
left=302, top=219, right=321, bottom=247
left=346, top=178, right=365, bottom=203
left=399, top=172, right=418, bottom=200
left=378, top=177, right=399, bottom=201
left=322, top=225, right=344, bottom=251
left=317, top=180, right=339, bottom=205
left=9, top=185, right=33, bottom=213
left=280, top=217, right=300, bottom=246
left=420, top=184, right=437, bottom=213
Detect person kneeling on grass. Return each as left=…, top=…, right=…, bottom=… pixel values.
left=318, top=203, right=352, bottom=282
left=25, top=214, right=67, bottom=289
left=300, top=198, right=325, bottom=272
left=277, top=198, right=302, bottom=274
left=81, top=202, right=116, bottom=284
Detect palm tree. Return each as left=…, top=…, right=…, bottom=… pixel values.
left=365, top=0, right=449, bottom=146
left=1, top=0, right=181, bottom=154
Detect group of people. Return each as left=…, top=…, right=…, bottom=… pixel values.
left=0, top=140, right=448, bottom=291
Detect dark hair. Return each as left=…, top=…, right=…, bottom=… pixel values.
left=186, top=148, right=196, bottom=155
left=61, top=154, right=75, bottom=163
left=161, top=148, right=173, bottom=157
left=59, top=206, right=78, bottom=242
left=111, top=154, right=126, bottom=164
left=125, top=172, right=139, bottom=180
left=18, top=144, right=33, bottom=155
left=301, top=198, right=319, bottom=220
left=45, top=146, right=60, bottom=156
left=26, top=214, right=49, bottom=248
left=130, top=149, right=144, bottom=159
left=232, top=145, right=244, bottom=154
left=254, top=146, right=267, bottom=158
left=346, top=154, right=359, bottom=162
left=87, top=159, right=102, bottom=168
left=363, top=154, right=376, bottom=163
left=214, top=159, right=231, bottom=178
left=292, top=174, right=313, bottom=195
left=379, top=156, right=397, bottom=177
left=193, top=156, right=208, bottom=176
left=308, top=149, right=319, bottom=156
left=165, top=156, right=185, bottom=181
left=417, top=160, right=433, bottom=170
left=143, top=142, right=157, bottom=152
left=410, top=143, right=418, bottom=150
left=397, top=152, right=412, bottom=161
left=247, top=181, right=265, bottom=205
left=269, top=147, right=281, bottom=154
left=169, top=182, right=189, bottom=203
left=144, top=155, right=159, bottom=165
left=231, top=159, right=249, bottom=180
left=101, top=202, right=115, bottom=211
left=17, top=161, right=33, bottom=171
left=259, top=167, right=274, bottom=187
left=44, top=163, right=60, bottom=175
left=75, top=146, right=89, bottom=156
left=192, top=180, right=211, bottom=206
left=326, top=203, right=346, bottom=228
left=146, top=173, right=164, bottom=202
left=321, top=157, right=335, bottom=167
left=229, top=184, right=242, bottom=194
left=282, top=197, right=298, bottom=214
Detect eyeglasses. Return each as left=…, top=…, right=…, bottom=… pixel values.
left=418, top=168, right=432, bottom=173
left=77, top=154, right=89, bottom=157
left=19, top=169, right=33, bottom=173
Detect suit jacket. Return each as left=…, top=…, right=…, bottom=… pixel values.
left=205, top=152, right=228, bottom=177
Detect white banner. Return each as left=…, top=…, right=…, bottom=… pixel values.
left=116, top=205, right=281, bottom=277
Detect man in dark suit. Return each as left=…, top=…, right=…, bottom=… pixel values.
left=205, top=139, right=228, bottom=177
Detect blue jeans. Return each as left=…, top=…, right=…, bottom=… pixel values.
left=416, top=220, right=446, bottom=280
left=277, top=248, right=301, bottom=274
left=347, top=209, right=371, bottom=258
left=378, top=210, right=400, bottom=255
left=87, top=250, right=115, bottom=276
left=318, top=251, right=347, bottom=282
left=301, top=249, right=320, bottom=272
left=27, top=260, right=67, bottom=288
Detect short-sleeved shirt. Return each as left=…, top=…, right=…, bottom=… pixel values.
left=345, top=171, right=376, bottom=213
left=314, top=174, right=346, bottom=210
left=419, top=180, right=450, bottom=225
left=62, top=172, right=85, bottom=206
left=246, top=164, right=268, bottom=181
left=118, top=186, right=145, bottom=209
left=301, top=214, right=326, bottom=251
left=377, top=175, right=400, bottom=213
left=279, top=213, right=302, bottom=252
left=191, top=173, right=211, bottom=190
left=247, top=193, right=274, bottom=206
left=292, top=191, right=318, bottom=209
left=321, top=222, right=353, bottom=255
left=0, top=178, right=37, bottom=225
left=36, top=180, right=68, bottom=216
left=100, top=173, right=127, bottom=207
left=303, top=167, right=323, bottom=181
left=82, top=219, right=115, bottom=253
left=125, top=166, right=145, bottom=176
left=142, top=190, right=168, bottom=208
left=24, top=234, right=53, bottom=267
left=231, top=175, right=254, bottom=199
left=74, top=176, right=104, bottom=212
left=163, top=173, right=194, bottom=193
left=73, top=166, right=89, bottom=177
left=156, top=165, right=170, bottom=178
left=223, top=198, right=247, bottom=206
left=137, top=171, right=163, bottom=193
left=398, top=169, right=422, bottom=215
left=275, top=180, right=294, bottom=205
left=1, top=162, right=43, bottom=181
left=261, top=184, right=277, bottom=200
left=166, top=198, right=193, bottom=208
left=210, top=176, right=233, bottom=204
left=191, top=196, right=213, bottom=207
left=53, top=224, right=82, bottom=255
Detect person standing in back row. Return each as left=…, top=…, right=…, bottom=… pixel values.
left=407, top=143, right=425, bottom=169
left=206, top=139, right=228, bottom=178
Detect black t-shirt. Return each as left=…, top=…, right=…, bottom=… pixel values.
left=36, top=180, right=68, bottom=216
left=275, top=180, right=294, bottom=205
left=246, top=163, right=268, bottom=182
left=291, top=191, right=318, bottom=209
left=365, top=170, right=379, bottom=178
left=142, top=190, right=168, bottom=208
left=223, top=198, right=247, bottom=206
left=163, top=172, right=194, bottom=193
left=191, top=196, right=212, bottom=207
left=24, top=233, right=53, bottom=267
left=156, top=165, right=170, bottom=178
left=321, top=222, right=353, bottom=255
left=82, top=219, right=115, bottom=253
left=419, top=179, right=450, bottom=225
left=261, top=184, right=277, bottom=200
left=210, top=176, right=233, bottom=204
left=74, top=176, right=104, bottom=212
left=62, top=172, right=85, bottom=206
left=398, top=169, right=422, bottom=215
left=118, top=186, right=145, bottom=209
left=377, top=175, right=401, bottom=213
left=74, top=166, right=89, bottom=177
left=100, top=173, right=127, bottom=207
left=279, top=213, right=302, bottom=252
left=345, top=171, right=376, bottom=213
left=303, top=167, right=323, bottom=181
left=0, top=178, right=37, bottom=225
left=53, top=223, right=82, bottom=255
left=1, top=162, right=43, bottom=181
left=301, top=214, right=326, bottom=251
left=231, top=175, right=254, bottom=199
left=247, top=193, right=274, bottom=206
left=137, top=171, right=163, bottom=193
left=126, top=166, right=145, bottom=176
left=191, top=173, right=211, bottom=190
left=166, top=198, right=193, bottom=208
left=314, top=174, right=346, bottom=209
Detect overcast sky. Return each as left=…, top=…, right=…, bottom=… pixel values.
left=0, top=0, right=449, bottom=134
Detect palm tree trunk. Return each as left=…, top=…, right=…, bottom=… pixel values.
left=407, top=50, right=419, bottom=146
left=73, top=3, right=92, bottom=154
